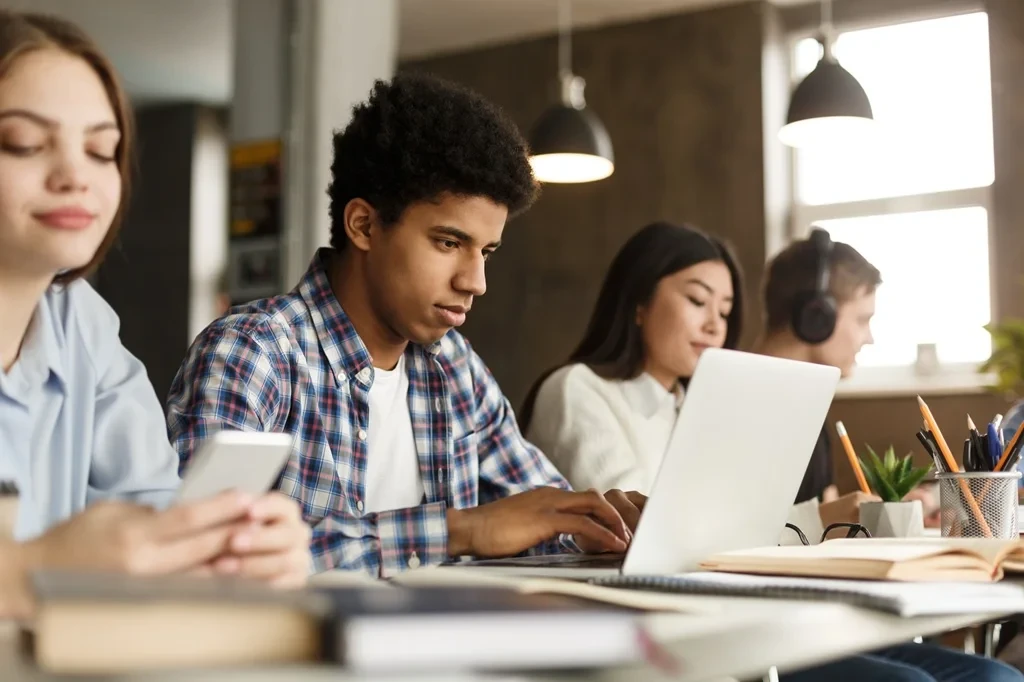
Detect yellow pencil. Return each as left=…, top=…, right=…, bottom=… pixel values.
left=917, top=396, right=991, bottom=537
left=916, top=397, right=958, bottom=472
left=835, top=422, right=871, bottom=494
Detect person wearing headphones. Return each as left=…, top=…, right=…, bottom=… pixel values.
left=755, top=229, right=938, bottom=538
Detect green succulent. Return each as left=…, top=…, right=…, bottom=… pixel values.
left=858, top=445, right=932, bottom=503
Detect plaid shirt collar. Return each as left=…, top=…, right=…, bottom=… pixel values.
left=298, top=248, right=442, bottom=385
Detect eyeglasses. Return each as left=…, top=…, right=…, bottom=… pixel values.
left=782, top=522, right=872, bottom=546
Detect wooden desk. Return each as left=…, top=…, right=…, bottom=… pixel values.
left=2, top=595, right=1011, bottom=682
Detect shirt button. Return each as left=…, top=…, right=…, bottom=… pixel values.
left=408, top=552, right=421, bottom=569
left=434, top=398, right=442, bottom=411
left=357, top=429, right=367, bottom=441
left=356, top=499, right=364, bottom=512
left=356, top=368, right=370, bottom=383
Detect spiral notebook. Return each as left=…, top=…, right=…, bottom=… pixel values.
left=588, top=572, right=1024, bottom=617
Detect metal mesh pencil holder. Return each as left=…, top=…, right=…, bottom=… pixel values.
left=936, top=471, right=1021, bottom=539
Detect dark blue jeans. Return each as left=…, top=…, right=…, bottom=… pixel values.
left=780, top=643, right=1023, bottom=682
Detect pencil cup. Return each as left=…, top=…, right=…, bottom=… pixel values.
left=937, top=471, right=1021, bottom=539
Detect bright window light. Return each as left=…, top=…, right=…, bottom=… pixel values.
left=794, top=13, right=993, bottom=206
left=816, top=207, right=991, bottom=368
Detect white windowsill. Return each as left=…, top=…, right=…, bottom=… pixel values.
left=834, top=367, right=996, bottom=400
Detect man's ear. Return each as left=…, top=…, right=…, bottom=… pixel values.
left=343, top=198, right=377, bottom=252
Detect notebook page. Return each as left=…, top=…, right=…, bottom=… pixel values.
left=707, top=541, right=964, bottom=563
left=821, top=538, right=1020, bottom=565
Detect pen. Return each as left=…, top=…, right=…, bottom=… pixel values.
left=1000, top=425, right=1024, bottom=474
left=995, top=418, right=1024, bottom=472
left=986, top=422, right=1003, bottom=469
left=917, top=430, right=944, bottom=472
left=967, top=416, right=986, bottom=471
left=1005, top=447, right=1024, bottom=475
left=925, top=429, right=943, bottom=465
left=963, top=438, right=975, bottom=472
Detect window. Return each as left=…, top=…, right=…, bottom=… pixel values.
left=789, top=11, right=995, bottom=393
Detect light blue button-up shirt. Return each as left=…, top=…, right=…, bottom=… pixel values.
left=0, top=280, right=180, bottom=540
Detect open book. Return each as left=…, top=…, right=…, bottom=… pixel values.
left=698, top=537, right=1024, bottom=582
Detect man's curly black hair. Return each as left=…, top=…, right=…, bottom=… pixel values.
left=327, top=72, right=540, bottom=251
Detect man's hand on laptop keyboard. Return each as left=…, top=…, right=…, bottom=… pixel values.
left=446, top=488, right=631, bottom=557
left=600, top=489, right=646, bottom=536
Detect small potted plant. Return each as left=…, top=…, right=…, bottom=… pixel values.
left=858, top=445, right=932, bottom=538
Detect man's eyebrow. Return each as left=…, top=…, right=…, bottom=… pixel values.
left=434, top=225, right=501, bottom=249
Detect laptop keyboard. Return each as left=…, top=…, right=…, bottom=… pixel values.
left=453, top=553, right=627, bottom=569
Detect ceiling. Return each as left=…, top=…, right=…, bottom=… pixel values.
left=7, top=0, right=233, bottom=104
left=397, top=0, right=751, bottom=59
left=15, top=0, right=808, bottom=104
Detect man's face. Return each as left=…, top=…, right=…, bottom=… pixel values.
left=365, top=193, right=507, bottom=345
left=810, top=286, right=876, bottom=377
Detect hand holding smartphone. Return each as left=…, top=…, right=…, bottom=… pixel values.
left=176, top=431, right=294, bottom=504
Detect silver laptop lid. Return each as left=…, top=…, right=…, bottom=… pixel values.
left=622, top=348, right=840, bottom=575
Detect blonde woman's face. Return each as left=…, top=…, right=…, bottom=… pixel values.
left=0, top=48, right=121, bottom=280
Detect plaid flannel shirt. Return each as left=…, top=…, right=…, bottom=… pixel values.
left=166, top=249, right=574, bottom=576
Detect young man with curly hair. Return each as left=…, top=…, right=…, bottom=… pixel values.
left=166, top=73, right=643, bottom=577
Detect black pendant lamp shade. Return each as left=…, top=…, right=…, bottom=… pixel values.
left=527, top=0, right=614, bottom=183
left=778, top=53, right=874, bottom=148
left=528, top=75, right=614, bottom=183
left=779, top=0, right=874, bottom=148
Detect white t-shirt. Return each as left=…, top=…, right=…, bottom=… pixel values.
left=362, top=355, right=424, bottom=513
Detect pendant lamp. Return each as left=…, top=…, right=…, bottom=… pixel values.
left=778, top=0, right=874, bottom=149
left=528, top=0, right=614, bottom=183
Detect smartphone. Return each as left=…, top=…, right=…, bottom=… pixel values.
left=175, top=430, right=294, bottom=504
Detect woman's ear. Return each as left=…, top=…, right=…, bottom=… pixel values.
left=635, top=304, right=647, bottom=328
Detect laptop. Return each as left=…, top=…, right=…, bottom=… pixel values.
left=449, top=348, right=841, bottom=578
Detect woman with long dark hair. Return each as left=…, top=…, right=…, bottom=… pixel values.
left=521, top=221, right=742, bottom=492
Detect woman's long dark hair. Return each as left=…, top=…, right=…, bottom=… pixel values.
left=519, top=221, right=745, bottom=433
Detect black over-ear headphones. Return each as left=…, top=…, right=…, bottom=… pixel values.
left=791, top=228, right=837, bottom=345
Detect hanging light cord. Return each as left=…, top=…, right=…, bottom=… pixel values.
left=821, top=0, right=833, bottom=30
left=558, top=0, right=572, bottom=79
left=820, top=0, right=835, bottom=60
left=555, top=0, right=586, bottom=109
